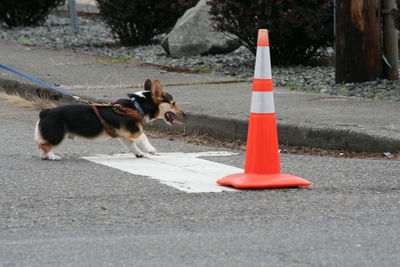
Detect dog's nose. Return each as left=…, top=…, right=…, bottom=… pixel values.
left=181, top=111, right=186, bottom=117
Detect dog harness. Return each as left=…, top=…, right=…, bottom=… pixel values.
left=89, top=101, right=145, bottom=138
left=130, top=97, right=145, bottom=117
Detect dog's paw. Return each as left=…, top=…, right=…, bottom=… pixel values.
left=48, top=154, right=62, bottom=161
left=146, top=147, right=157, bottom=155
left=42, top=152, right=62, bottom=161
left=142, top=143, right=157, bottom=154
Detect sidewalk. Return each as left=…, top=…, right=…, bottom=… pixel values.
left=1, top=39, right=399, bottom=153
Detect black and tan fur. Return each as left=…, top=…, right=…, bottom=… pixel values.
left=34, top=79, right=184, bottom=160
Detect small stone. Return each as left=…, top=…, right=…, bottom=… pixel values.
left=383, top=152, right=394, bottom=158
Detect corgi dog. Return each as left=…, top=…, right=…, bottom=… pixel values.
left=34, top=79, right=184, bottom=160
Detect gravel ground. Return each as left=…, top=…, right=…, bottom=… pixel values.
left=1, top=14, right=400, bottom=101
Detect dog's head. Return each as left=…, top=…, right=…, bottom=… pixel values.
left=129, top=79, right=185, bottom=125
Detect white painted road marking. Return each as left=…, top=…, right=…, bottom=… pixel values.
left=82, top=151, right=243, bottom=193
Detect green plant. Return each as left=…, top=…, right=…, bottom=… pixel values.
left=95, top=0, right=197, bottom=46
left=376, top=92, right=386, bottom=100
left=15, top=36, right=30, bottom=44
left=207, top=0, right=334, bottom=65
left=367, top=87, right=375, bottom=99
left=0, top=0, right=64, bottom=28
left=285, top=82, right=304, bottom=91
left=313, top=83, right=325, bottom=93
left=194, top=65, right=220, bottom=73
left=96, top=56, right=132, bottom=63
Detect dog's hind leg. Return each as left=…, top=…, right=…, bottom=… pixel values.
left=118, top=136, right=145, bottom=158
left=34, top=121, right=63, bottom=160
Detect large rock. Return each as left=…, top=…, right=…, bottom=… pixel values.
left=161, top=0, right=240, bottom=58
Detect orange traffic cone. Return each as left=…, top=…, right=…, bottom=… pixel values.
left=217, top=29, right=311, bottom=189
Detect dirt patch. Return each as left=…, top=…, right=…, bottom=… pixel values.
left=0, top=92, right=57, bottom=110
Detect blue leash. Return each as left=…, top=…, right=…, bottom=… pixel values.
left=0, top=63, right=146, bottom=116
left=0, top=63, right=80, bottom=100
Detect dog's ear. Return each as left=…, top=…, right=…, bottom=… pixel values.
left=144, top=79, right=152, bottom=91
left=151, top=80, right=164, bottom=98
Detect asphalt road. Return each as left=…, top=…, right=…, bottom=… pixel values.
left=1, top=101, right=399, bottom=266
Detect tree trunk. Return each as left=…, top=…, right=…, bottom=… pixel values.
left=335, top=0, right=382, bottom=83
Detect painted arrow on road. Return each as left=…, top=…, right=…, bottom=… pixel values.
left=82, top=151, right=242, bottom=193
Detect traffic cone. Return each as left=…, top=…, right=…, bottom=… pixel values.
left=217, top=29, right=311, bottom=188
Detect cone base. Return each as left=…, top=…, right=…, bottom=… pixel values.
left=217, top=172, right=311, bottom=189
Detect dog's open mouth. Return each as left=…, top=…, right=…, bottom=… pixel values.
left=164, top=111, right=182, bottom=125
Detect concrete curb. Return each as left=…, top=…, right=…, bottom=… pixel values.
left=1, top=77, right=399, bottom=153
left=150, top=114, right=400, bottom=153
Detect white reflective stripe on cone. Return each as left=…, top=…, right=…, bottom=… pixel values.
left=250, top=91, right=275, bottom=114
left=254, top=46, right=272, bottom=79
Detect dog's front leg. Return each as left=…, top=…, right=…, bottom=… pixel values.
left=135, top=133, right=157, bottom=154
left=118, top=137, right=145, bottom=158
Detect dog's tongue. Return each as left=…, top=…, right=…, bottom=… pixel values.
left=174, top=118, right=183, bottom=125
left=166, top=112, right=183, bottom=125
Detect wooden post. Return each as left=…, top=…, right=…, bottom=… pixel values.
left=68, top=0, right=80, bottom=35
left=382, top=0, right=399, bottom=80
left=335, top=0, right=382, bottom=83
